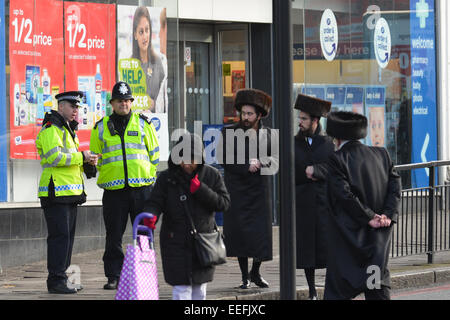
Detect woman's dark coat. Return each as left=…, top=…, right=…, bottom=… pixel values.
left=294, top=125, right=335, bottom=269
left=220, top=122, right=278, bottom=261
left=324, top=141, right=401, bottom=300
left=144, top=150, right=230, bottom=286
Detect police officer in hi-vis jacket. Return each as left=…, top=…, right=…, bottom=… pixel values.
left=89, top=81, right=160, bottom=290
left=36, top=91, right=98, bottom=294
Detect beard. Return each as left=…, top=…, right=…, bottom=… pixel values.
left=299, top=125, right=314, bottom=137
left=240, top=118, right=258, bottom=130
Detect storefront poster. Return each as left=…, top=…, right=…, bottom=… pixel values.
left=117, top=5, right=167, bottom=113
left=117, top=5, right=169, bottom=160
left=345, top=86, right=364, bottom=114
left=64, top=2, right=116, bottom=150
left=410, top=0, right=437, bottom=187
left=365, top=86, right=386, bottom=148
left=0, top=0, right=7, bottom=200
left=231, top=70, right=245, bottom=94
left=148, top=113, right=169, bottom=162
left=9, top=0, right=64, bottom=159
left=300, top=85, right=325, bottom=100
left=325, top=85, right=346, bottom=111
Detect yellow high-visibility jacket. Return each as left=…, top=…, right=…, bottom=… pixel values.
left=36, top=111, right=85, bottom=198
left=90, top=112, right=160, bottom=190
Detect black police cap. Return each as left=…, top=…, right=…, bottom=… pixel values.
left=110, top=81, right=134, bottom=103
left=55, top=91, right=84, bottom=107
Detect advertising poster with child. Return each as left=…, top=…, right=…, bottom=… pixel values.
left=64, top=2, right=116, bottom=150
left=117, top=5, right=169, bottom=160
left=365, top=86, right=386, bottom=148
left=9, top=0, right=64, bottom=159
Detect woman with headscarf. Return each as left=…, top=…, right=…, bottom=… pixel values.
left=143, top=133, right=230, bottom=300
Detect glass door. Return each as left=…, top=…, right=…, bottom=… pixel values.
left=182, top=41, right=211, bottom=133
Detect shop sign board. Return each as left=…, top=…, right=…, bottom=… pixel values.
left=410, top=0, right=437, bottom=187
left=373, top=17, right=391, bottom=69
left=319, top=9, right=338, bottom=61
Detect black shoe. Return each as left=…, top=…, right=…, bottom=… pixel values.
left=48, top=282, right=77, bottom=294
left=250, top=273, right=269, bottom=288
left=103, top=278, right=118, bottom=290
left=238, top=279, right=251, bottom=289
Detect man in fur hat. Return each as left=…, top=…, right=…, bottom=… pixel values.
left=219, top=88, right=278, bottom=289
left=293, top=94, right=335, bottom=300
left=323, top=111, right=401, bottom=300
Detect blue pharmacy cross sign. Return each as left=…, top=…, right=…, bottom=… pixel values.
left=416, top=0, right=429, bottom=28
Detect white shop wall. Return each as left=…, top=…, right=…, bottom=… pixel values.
left=11, top=160, right=103, bottom=203
left=155, top=0, right=272, bottom=23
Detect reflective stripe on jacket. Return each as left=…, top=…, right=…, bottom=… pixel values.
left=36, top=122, right=84, bottom=197
left=89, top=112, right=160, bottom=190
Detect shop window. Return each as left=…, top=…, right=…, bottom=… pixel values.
left=293, top=0, right=437, bottom=188
left=3, top=0, right=180, bottom=202
left=218, top=29, right=249, bottom=124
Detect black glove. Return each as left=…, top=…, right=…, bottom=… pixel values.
left=83, top=163, right=97, bottom=179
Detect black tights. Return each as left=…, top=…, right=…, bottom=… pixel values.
left=238, top=257, right=262, bottom=280
left=304, top=268, right=317, bottom=298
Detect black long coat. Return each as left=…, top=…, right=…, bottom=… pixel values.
left=144, top=161, right=230, bottom=286
left=294, top=127, right=335, bottom=269
left=324, top=141, right=401, bottom=300
left=220, top=123, right=277, bottom=261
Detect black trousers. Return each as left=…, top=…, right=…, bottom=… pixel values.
left=43, top=203, right=78, bottom=285
left=102, top=185, right=153, bottom=279
left=364, top=285, right=391, bottom=300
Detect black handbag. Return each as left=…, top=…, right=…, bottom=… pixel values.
left=179, top=189, right=227, bottom=267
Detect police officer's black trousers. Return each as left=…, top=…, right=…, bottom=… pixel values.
left=102, top=185, right=153, bottom=280
left=43, top=203, right=78, bottom=286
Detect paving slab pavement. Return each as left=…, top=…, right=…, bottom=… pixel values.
left=1, top=227, right=450, bottom=300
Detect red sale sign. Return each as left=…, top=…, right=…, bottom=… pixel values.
left=9, top=0, right=64, bottom=159
left=64, top=2, right=116, bottom=150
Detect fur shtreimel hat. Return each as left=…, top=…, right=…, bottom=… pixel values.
left=234, top=88, right=272, bottom=117
left=326, top=111, right=368, bottom=140
left=294, top=93, right=331, bottom=118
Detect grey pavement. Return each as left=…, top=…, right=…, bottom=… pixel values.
left=1, top=226, right=450, bottom=300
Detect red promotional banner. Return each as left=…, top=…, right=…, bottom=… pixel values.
left=64, top=2, right=116, bottom=150
left=9, top=0, right=64, bottom=159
